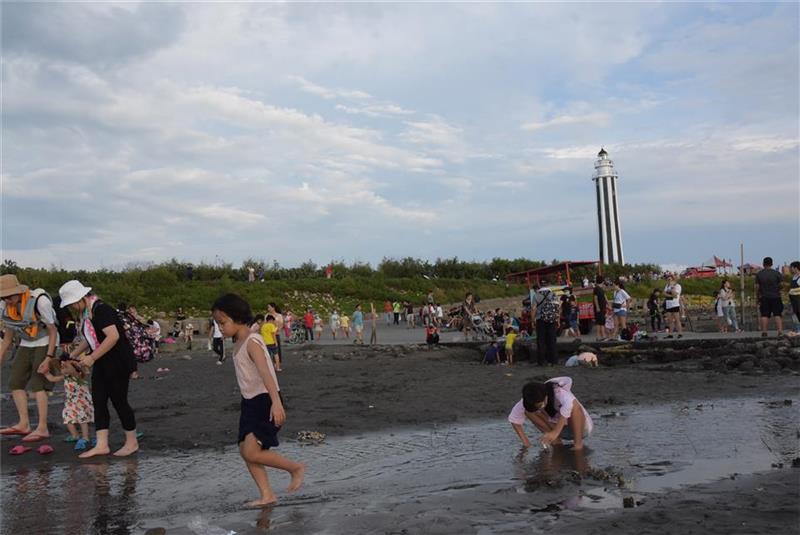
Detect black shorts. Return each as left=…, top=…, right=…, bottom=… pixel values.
left=238, top=393, right=281, bottom=449
left=665, top=306, right=680, bottom=313
left=595, top=311, right=606, bottom=326
left=759, top=297, right=784, bottom=318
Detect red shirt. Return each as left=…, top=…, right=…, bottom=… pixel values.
left=303, top=312, right=314, bottom=328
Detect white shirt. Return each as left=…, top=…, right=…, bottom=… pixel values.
left=664, top=283, right=682, bottom=309
left=210, top=320, right=222, bottom=339
left=436, top=306, right=443, bottom=318
left=507, top=376, right=593, bottom=435
left=0, top=293, right=57, bottom=348
left=613, top=289, right=631, bottom=310
left=150, top=321, right=162, bottom=338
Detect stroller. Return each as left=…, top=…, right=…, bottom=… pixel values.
left=287, top=323, right=306, bottom=345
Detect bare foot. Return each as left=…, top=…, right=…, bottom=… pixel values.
left=244, top=497, right=277, bottom=508
left=571, top=443, right=584, bottom=451
left=288, top=463, right=305, bottom=493
left=79, top=445, right=111, bottom=459
left=113, top=443, right=139, bottom=457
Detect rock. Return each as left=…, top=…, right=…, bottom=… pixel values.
left=145, top=529, right=167, bottom=535
left=792, top=457, right=800, bottom=468
left=623, top=496, right=635, bottom=508
left=180, top=355, right=192, bottom=361
left=738, top=360, right=755, bottom=372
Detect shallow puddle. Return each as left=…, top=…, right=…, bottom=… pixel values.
left=1, top=397, right=797, bottom=534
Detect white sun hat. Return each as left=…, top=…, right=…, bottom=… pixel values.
left=59, top=280, right=92, bottom=307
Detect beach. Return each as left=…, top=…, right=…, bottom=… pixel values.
left=2, top=334, right=799, bottom=534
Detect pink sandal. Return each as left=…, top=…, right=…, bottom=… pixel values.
left=37, top=444, right=54, bottom=455
left=9, top=445, right=32, bottom=455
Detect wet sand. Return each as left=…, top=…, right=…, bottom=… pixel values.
left=1, top=336, right=799, bottom=534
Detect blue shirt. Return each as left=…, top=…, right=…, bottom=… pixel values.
left=352, top=310, right=364, bottom=326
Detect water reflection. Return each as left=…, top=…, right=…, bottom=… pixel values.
left=86, top=459, right=140, bottom=535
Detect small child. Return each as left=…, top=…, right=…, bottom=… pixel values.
left=313, top=314, right=324, bottom=341
left=44, top=358, right=94, bottom=451
left=260, top=315, right=281, bottom=372
left=184, top=322, right=194, bottom=350
left=211, top=293, right=304, bottom=507
left=352, top=304, right=364, bottom=345
left=425, top=324, right=440, bottom=349
left=483, top=342, right=499, bottom=364
left=504, top=327, right=518, bottom=366
left=566, top=296, right=580, bottom=339
left=508, top=377, right=593, bottom=451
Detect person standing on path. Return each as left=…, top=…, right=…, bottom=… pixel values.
left=59, top=280, right=139, bottom=458
left=717, top=280, right=740, bottom=333
left=383, top=301, right=392, bottom=326
left=592, top=277, right=608, bottom=341
left=647, top=289, right=663, bottom=333
left=392, top=301, right=401, bottom=325
left=267, top=304, right=284, bottom=369
left=303, top=309, right=314, bottom=341
left=755, top=257, right=784, bottom=337
left=352, top=304, right=365, bottom=344
left=369, top=303, right=378, bottom=345
left=788, top=261, right=800, bottom=335
left=329, top=310, right=340, bottom=339
left=0, top=274, right=59, bottom=442
left=531, top=284, right=559, bottom=366
left=210, top=317, right=226, bottom=364
left=663, top=274, right=683, bottom=338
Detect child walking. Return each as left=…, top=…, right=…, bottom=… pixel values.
left=212, top=294, right=304, bottom=507
left=508, top=377, right=593, bottom=451
left=44, top=358, right=94, bottom=451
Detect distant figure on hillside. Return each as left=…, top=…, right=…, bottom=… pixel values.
left=755, top=257, right=784, bottom=337
left=247, top=267, right=256, bottom=283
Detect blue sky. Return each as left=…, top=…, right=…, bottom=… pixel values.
left=2, top=3, right=798, bottom=271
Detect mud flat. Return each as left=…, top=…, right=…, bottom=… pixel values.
left=1, top=337, right=799, bottom=534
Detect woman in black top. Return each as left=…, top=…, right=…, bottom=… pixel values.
left=60, top=280, right=138, bottom=458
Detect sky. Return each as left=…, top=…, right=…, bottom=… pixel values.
left=2, top=2, right=798, bottom=271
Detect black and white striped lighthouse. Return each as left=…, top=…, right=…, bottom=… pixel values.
left=592, top=148, right=625, bottom=264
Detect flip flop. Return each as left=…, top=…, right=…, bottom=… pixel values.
left=9, top=445, right=32, bottom=455
left=37, top=444, right=54, bottom=455
left=21, top=434, right=48, bottom=443
left=0, top=427, right=30, bottom=436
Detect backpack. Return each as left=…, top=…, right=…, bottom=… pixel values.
left=539, top=293, right=561, bottom=324
left=117, top=309, right=157, bottom=363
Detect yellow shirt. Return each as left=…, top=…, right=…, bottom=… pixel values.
left=260, top=323, right=277, bottom=346
left=340, top=315, right=350, bottom=327
left=505, top=332, right=517, bottom=350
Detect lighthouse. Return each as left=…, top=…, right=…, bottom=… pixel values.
left=592, top=148, right=625, bottom=264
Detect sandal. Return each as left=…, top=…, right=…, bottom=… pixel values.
left=9, top=445, right=32, bottom=455
left=64, top=435, right=79, bottom=443
left=0, top=427, right=30, bottom=436
left=37, top=444, right=54, bottom=455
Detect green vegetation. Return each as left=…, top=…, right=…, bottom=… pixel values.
left=0, top=258, right=773, bottom=317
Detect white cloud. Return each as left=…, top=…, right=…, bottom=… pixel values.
left=521, top=111, right=611, bottom=132
left=286, top=75, right=372, bottom=100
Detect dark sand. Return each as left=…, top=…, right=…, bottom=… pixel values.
left=2, top=336, right=799, bottom=534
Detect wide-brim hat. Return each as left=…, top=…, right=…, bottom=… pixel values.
left=0, top=274, right=28, bottom=298
left=59, top=280, right=92, bottom=307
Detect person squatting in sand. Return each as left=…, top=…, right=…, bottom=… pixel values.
left=508, top=377, right=593, bottom=451
left=211, top=293, right=304, bottom=507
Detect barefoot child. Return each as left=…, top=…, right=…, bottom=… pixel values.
left=504, top=327, right=518, bottom=365
left=508, top=377, right=593, bottom=451
left=44, top=358, right=95, bottom=451
left=211, top=294, right=304, bottom=507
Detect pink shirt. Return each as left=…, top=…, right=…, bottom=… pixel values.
left=233, top=333, right=279, bottom=399
left=507, top=377, right=593, bottom=435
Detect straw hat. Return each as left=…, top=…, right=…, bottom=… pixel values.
left=0, top=274, right=28, bottom=298
left=59, top=280, right=92, bottom=307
